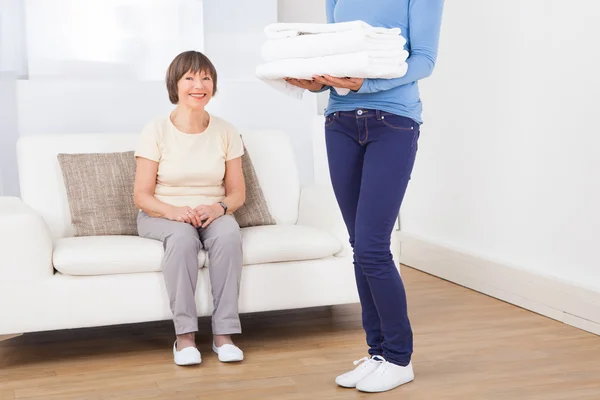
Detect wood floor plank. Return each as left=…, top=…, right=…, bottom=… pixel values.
left=1, top=266, right=599, bottom=399
left=0, top=390, right=15, bottom=400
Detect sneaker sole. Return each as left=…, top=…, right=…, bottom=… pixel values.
left=356, top=376, right=414, bottom=393
left=335, top=379, right=357, bottom=388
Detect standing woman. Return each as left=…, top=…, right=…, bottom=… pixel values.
left=286, top=0, right=444, bottom=393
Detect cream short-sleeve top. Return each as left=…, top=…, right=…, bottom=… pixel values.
left=135, top=113, right=244, bottom=209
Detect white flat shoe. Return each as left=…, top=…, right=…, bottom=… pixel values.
left=335, top=355, right=385, bottom=388
left=173, top=341, right=201, bottom=366
left=356, top=360, right=414, bottom=393
left=212, top=342, right=244, bottom=363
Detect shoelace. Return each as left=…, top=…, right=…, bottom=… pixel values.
left=372, top=361, right=391, bottom=376
left=353, top=355, right=386, bottom=367
left=353, top=356, right=370, bottom=366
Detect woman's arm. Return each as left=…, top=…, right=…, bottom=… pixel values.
left=356, top=0, right=445, bottom=94
left=134, top=157, right=167, bottom=218
left=195, top=156, right=246, bottom=228
left=221, top=156, right=246, bottom=213
left=326, top=0, right=337, bottom=23
left=133, top=157, right=201, bottom=225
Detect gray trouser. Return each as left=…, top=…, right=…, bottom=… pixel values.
left=137, top=211, right=243, bottom=335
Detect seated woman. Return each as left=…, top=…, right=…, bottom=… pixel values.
left=134, top=50, right=246, bottom=366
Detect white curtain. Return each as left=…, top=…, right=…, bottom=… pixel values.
left=0, top=0, right=27, bottom=77
left=23, top=0, right=204, bottom=80
left=0, top=1, right=25, bottom=197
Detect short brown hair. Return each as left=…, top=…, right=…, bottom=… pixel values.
left=165, top=51, right=218, bottom=104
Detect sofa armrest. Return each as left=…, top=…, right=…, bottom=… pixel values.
left=297, top=185, right=351, bottom=257
left=0, top=197, right=53, bottom=282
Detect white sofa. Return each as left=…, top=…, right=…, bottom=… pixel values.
left=0, top=128, right=400, bottom=336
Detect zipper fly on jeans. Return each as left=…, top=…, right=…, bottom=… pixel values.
left=356, top=113, right=369, bottom=145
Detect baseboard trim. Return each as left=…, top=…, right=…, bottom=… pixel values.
left=0, top=333, right=22, bottom=342
left=398, top=233, right=600, bottom=336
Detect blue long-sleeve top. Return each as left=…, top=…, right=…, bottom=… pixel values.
left=323, top=0, right=444, bottom=124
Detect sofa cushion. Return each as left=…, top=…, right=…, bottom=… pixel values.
left=229, top=224, right=342, bottom=266
left=57, top=151, right=138, bottom=236
left=53, top=225, right=342, bottom=276
left=52, top=236, right=207, bottom=276
left=232, top=145, right=276, bottom=228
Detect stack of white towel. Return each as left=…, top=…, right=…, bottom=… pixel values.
left=256, top=21, right=409, bottom=98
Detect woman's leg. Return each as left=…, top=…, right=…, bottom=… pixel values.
left=354, top=112, right=419, bottom=367
left=325, top=113, right=384, bottom=357
left=199, top=214, right=243, bottom=345
left=137, top=211, right=201, bottom=350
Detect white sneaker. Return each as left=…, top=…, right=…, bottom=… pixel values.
left=356, top=360, right=414, bottom=393
left=335, top=356, right=385, bottom=388
left=212, top=342, right=244, bottom=363
left=173, top=341, right=201, bottom=366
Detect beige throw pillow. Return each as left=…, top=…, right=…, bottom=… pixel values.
left=234, top=146, right=276, bottom=228
left=57, top=151, right=138, bottom=236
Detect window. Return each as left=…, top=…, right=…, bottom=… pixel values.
left=22, top=0, right=204, bottom=80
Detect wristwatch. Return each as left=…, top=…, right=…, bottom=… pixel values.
left=218, top=201, right=228, bottom=215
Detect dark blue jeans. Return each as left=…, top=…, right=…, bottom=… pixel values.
left=325, top=109, right=419, bottom=367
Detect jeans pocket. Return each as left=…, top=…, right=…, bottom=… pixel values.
left=380, top=114, right=415, bottom=131
left=324, top=113, right=337, bottom=127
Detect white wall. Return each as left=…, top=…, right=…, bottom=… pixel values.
left=402, top=0, right=600, bottom=291
left=278, top=0, right=325, bottom=23
left=204, top=0, right=277, bottom=80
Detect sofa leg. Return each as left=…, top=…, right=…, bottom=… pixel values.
left=0, top=334, right=23, bottom=342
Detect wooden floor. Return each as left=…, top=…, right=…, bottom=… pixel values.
left=2, top=266, right=600, bottom=400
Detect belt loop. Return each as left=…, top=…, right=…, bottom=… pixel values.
left=376, top=110, right=382, bottom=120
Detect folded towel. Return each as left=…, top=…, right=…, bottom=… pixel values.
left=256, top=50, right=409, bottom=99
left=258, top=20, right=409, bottom=99
left=264, top=20, right=401, bottom=39
left=261, top=30, right=407, bottom=63
left=257, top=49, right=409, bottom=80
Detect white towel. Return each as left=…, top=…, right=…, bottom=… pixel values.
left=256, top=50, right=409, bottom=99
left=258, top=21, right=409, bottom=99
left=261, top=29, right=407, bottom=62
left=264, top=20, right=401, bottom=39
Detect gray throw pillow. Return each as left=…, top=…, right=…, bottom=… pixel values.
left=57, top=151, right=138, bottom=236
left=234, top=146, right=277, bottom=228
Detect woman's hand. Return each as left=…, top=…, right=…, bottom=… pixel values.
left=194, top=204, right=225, bottom=228
left=284, top=78, right=325, bottom=92
left=166, top=206, right=203, bottom=227
left=313, top=75, right=364, bottom=91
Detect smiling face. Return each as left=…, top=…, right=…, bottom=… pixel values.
left=166, top=51, right=218, bottom=107
left=177, top=70, right=214, bottom=110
